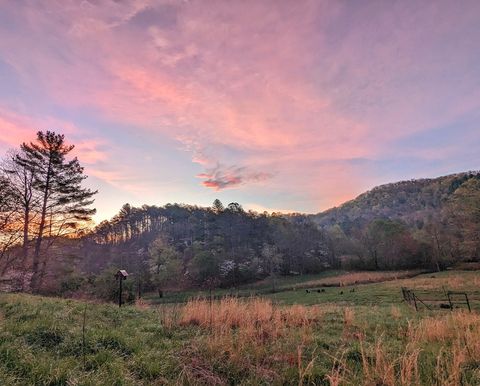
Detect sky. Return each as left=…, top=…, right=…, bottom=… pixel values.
left=0, top=0, right=479, bottom=223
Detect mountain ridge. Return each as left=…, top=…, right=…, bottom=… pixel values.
left=311, top=170, right=480, bottom=233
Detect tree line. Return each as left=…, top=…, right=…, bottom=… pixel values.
left=1, top=131, right=479, bottom=298
left=79, top=199, right=331, bottom=297
left=79, top=176, right=480, bottom=300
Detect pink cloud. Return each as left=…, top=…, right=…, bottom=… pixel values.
left=1, top=1, right=479, bottom=213
left=73, top=140, right=108, bottom=165
left=0, top=110, right=33, bottom=149
left=0, top=108, right=80, bottom=148
left=197, top=164, right=272, bottom=191
left=0, top=107, right=108, bottom=165
left=0, top=107, right=139, bottom=196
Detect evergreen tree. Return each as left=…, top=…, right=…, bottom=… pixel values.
left=15, top=131, right=97, bottom=290
left=212, top=199, right=224, bottom=213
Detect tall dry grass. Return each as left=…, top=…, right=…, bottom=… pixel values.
left=178, top=297, right=325, bottom=382
left=390, top=305, right=402, bottom=319
left=158, top=296, right=480, bottom=385
left=180, top=297, right=323, bottom=331
left=356, top=337, right=420, bottom=386
left=409, top=311, right=480, bottom=343
left=389, top=272, right=480, bottom=291
left=298, top=270, right=422, bottom=289
left=324, top=311, right=480, bottom=385
left=343, top=307, right=355, bottom=326
left=410, top=311, right=480, bottom=385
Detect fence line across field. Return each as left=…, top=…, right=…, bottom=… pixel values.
left=401, top=286, right=472, bottom=312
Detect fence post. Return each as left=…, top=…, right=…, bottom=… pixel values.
left=442, top=286, right=452, bottom=311
left=412, top=293, right=418, bottom=312
left=465, top=293, right=471, bottom=312
left=447, top=292, right=453, bottom=311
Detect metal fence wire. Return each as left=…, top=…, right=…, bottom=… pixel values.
left=401, top=286, right=472, bottom=312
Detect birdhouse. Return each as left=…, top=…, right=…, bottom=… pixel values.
left=115, top=269, right=129, bottom=280
left=115, top=270, right=129, bottom=307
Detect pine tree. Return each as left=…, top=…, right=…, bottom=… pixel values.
left=15, top=131, right=97, bottom=291
left=212, top=199, right=224, bottom=213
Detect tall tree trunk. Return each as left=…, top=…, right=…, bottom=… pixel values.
left=22, top=206, right=29, bottom=262
left=20, top=170, right=33, bottom=279
left=38, top=256, right=50, bottom=289
left=433, top=228, right=442, bottom=272
left=19, top=204, right=30, bottom=291
left=30, top=157, right=52, bottom=291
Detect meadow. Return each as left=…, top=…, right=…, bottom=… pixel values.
left=1, top=270, right=480, bottom=385
left=142, top=269, right=424, bottom=305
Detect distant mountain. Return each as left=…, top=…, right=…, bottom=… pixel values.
left=311, top=171, right=480, bottom=234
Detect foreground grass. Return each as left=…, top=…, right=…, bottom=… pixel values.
left=1, top=270, right=480, bottom=385
left=0, top=294, right=188, bottom=385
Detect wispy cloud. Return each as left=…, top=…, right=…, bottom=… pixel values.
left=0, top=107, right=141, bottom=198
left=1, top=1, right=480, bottom=216
left=0, top=107, right=78, bottom=150
left=197, top=164, right=272, bottom=191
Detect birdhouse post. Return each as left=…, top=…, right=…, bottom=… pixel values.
left=115, top=270, right=129, bottom=307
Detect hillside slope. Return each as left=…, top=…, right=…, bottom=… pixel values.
left=311, top=171, right=480, bottom=233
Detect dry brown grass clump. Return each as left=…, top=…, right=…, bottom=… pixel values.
left=299, top=270, right=422, bottom=289
left=325, top=311, right=480, bottom=385
left=390, top=305, right=402, bottom=319
left=161, top=295, right=480, bottom=385
left=343, top=307, right=355, bottom=326
left=389, top=271, right=480, bottom=291
left=178, top=297, right=324, bottom=382
left=180, top=297, right=323, bottom=331
left=409, top=311, right=480, bottom=343
left=134, top=298, right=149, bottom=310
left=398, top=312, right=479, bottom=385
left=418, top=312, right=480, bottom=384
left=325, top=336, right=421, bottom=386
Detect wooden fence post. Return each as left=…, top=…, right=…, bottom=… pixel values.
left=447, top=292, right=453, bottom=311
left=465, top=293, right=471, bottom=312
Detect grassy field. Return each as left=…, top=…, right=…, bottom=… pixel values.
left=269, top=270, right=480, bottom=309
left=1, top=270, right=480, bottom=385
left=142, top=269, right=424, bottom=305
left=142, top=270, right=347, bottom=305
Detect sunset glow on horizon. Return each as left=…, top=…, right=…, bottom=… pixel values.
left=1, top=0, right=479, bottom=223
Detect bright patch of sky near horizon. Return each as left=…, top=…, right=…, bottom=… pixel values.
left=0, top=0, right=479, bottom=223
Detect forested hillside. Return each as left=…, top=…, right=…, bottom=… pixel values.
left=76, top=201, right=330, bottom=294
left=1, top=130, right=479, bottom=297
left=311, top=171, right=480, bottom=271
left=312, top=172, right=480, bottom=232
left=69, top=172, right=480, bottom=298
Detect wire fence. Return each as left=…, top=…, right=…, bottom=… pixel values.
left=401, top=286, right=476, bottom=312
